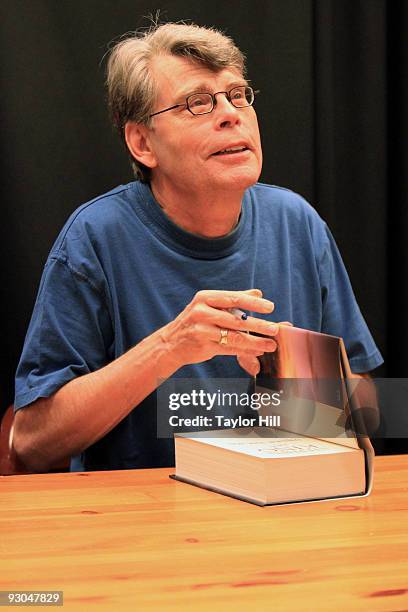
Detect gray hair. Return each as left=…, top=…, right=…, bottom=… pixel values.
left=105, top=22, right=246, bottom=181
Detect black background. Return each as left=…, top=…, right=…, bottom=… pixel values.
left=1, top=1, right=407, bottom=453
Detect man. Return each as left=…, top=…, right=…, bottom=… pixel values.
left=13, top=23, right=382, bottom=472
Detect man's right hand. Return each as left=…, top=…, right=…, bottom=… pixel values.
left=13, top=288, right=279, bottom=471
left=160, top=288, right=279, bottom=374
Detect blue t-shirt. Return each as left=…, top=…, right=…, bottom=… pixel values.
left=14, top=181, right=383, bottom=470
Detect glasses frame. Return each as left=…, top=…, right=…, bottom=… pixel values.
left=149, top=85, right=258, bottom=118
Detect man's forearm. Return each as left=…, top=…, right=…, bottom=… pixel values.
left=13, top=289, right=278, bottom=472
left=13, top=325, right=179, bottom=472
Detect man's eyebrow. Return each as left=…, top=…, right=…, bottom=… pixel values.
left=175, top=79, right=250, bottom=101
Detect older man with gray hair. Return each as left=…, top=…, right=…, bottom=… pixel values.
left=13, top=22, right=382, bottom=472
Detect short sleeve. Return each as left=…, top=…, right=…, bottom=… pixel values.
left=318, top=225, right=383, bottom=373
left=14, top=256, right=113, bottom=409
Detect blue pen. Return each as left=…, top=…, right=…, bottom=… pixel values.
left=228, top=308, right=248, bottom=320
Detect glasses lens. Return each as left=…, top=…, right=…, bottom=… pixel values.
left=230, top=86, right=254, bottom=108
left=187, top=93, right=213, bottom=115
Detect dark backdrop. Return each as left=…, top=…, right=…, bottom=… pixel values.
left=1, top=1, right=406, bottom=452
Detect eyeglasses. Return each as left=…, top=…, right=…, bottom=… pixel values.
left=149, top=85, right=257, bottom=118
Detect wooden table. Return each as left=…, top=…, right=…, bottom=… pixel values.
left=1, top=456, right=408, bottom=611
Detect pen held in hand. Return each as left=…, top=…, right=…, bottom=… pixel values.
left=228, top=308, right=248, bottom=320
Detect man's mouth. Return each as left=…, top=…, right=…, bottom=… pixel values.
left=212, top=146, right=249, bottom=156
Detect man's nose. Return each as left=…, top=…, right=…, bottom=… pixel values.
left=213, top=92, right=241, bottom=126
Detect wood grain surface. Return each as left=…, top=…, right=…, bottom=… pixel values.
left=1, top=456, right=408, bottom=611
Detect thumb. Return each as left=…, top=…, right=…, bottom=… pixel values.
left=236, top=354, right=260, bottom=377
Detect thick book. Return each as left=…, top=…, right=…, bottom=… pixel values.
left=173, top=325, right=374, bottom=506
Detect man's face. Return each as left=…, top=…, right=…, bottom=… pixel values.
left=145, top=55, right=263, bottom=197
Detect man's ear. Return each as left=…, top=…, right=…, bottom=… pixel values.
left=124, top=122, right=158, bottom=169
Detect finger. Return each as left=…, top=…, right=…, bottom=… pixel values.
left=228, top=314, right=279, bottom=337
left=237, top=354, right=260, bottom=376
left=211, top=327, right=277, bottom=353
left=198, top=305, right=279, bottom=337
left=202, top=288, right=263, bottom=297
left=198, top=290, right=274, bottom=314
left=188, top=323, right=269, bottom=356
left=235, top=318, right=293, bottom=335
left=243, top=289, right=263, bottom=297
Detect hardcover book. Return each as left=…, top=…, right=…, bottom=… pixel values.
left=173, top=325, right=374, bottom=506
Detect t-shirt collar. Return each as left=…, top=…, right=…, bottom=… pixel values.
left=129, top=181, right=248, bottom=259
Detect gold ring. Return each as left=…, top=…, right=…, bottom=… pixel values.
left=219, top=329, right=228, bottom=345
